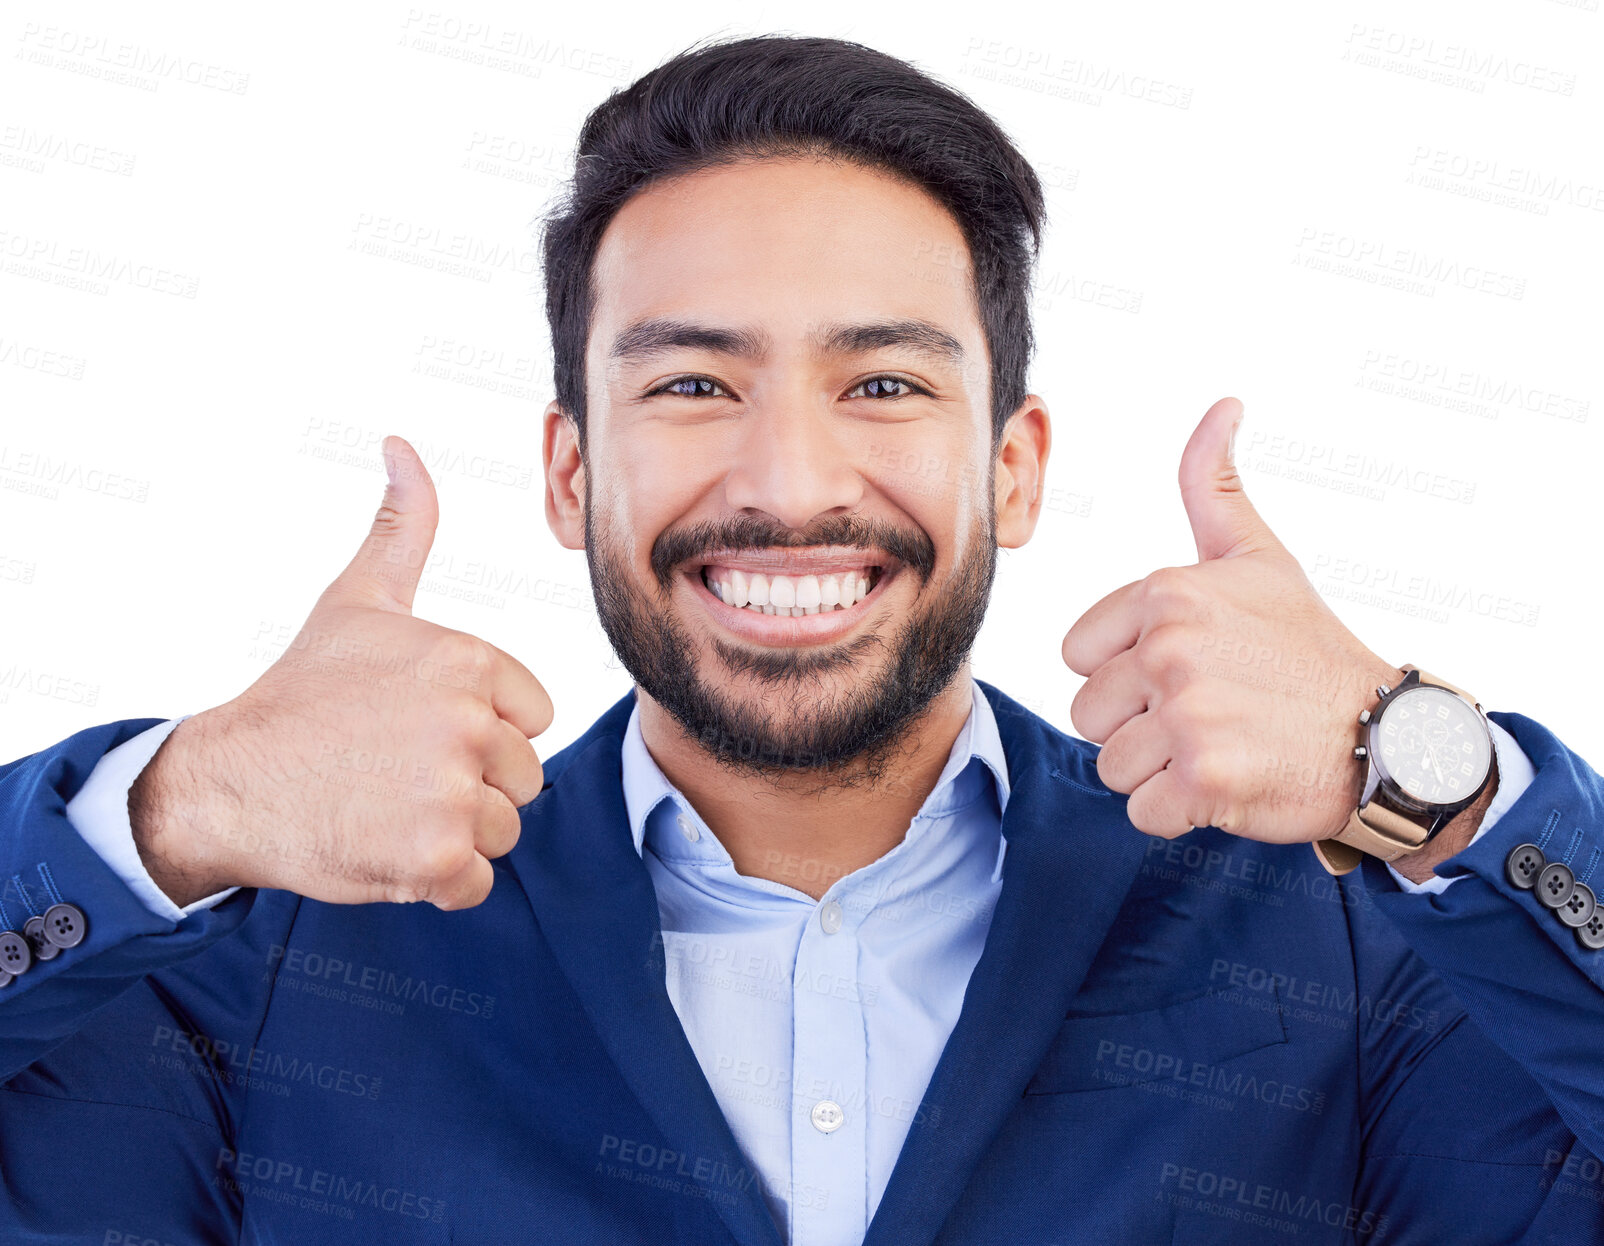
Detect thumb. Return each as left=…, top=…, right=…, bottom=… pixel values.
left=1177, top=396, right=1278, bottom=562
left=322, top=435, right=440, bottom=613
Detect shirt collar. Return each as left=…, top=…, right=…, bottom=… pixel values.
left=620, top=676, right=1012, bottom=862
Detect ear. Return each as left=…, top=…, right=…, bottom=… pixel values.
left=544, top=400, right=587, bottom=551
left=994, top=396, right=1051, bottom=550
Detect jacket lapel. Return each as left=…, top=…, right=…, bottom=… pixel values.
left=504, top=680, right=1148, bottom=1246
left=862, top=679, right=1149, bottom=1246
left=503, top=687, right=785, bottom=1246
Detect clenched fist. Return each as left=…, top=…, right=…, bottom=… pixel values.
left=130, top=436, right=554, bottom=911
left=1061, top=397, right=1406, bottom=846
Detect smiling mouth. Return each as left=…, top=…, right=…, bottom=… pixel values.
left=695, top=563, right=887, bottom=616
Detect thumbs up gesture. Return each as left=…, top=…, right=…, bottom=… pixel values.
left=129, top=436, right=554, bottom=910
left=1061, top=398, right=1405, bottom=845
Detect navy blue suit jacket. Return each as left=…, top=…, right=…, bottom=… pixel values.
left=3, top=680, right=1604, bottom=1245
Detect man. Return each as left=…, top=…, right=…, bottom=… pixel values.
left=2, top=31, right=1600, bottom=1246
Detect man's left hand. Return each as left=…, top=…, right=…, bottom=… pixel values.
left=1061, top=396, right=1409, bottom=845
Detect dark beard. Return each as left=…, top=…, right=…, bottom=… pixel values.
left=583, top=498, right=997, bottom=796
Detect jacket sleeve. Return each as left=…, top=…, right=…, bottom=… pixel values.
left=0, top=717, right=296, bottom=1243
left=1346, top=709, right=1604, bottom=1244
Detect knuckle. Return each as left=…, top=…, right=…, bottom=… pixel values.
left=1139, top=624, right=1197, bottom=690
left=1159, top=688, right=1209, bottom=739
left=417, top=837, right=474, bottom=884
left=435, top=630, right=494, bottom=680
left=455, top=699, right=502, bottom=756
left=1171, top=746, right=1225, bottom=799
left=369, top=501, right=407, bottom=540
left=1141, top=565, right=1194, bottom=614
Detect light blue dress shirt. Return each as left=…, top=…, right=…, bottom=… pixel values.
left=61, top=680, right=1538, bottom=1245
left=624, top=677, right=1009, bottom=1244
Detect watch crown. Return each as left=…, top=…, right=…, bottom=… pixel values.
left=1358, top=709, right=1372, bottom=725
left=1377, top=683, right=1392, bottom=699
left=1354, top=746, right=1368, bottom=760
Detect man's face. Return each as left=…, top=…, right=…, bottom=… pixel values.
left=555, top=154, right=1018, bottom=789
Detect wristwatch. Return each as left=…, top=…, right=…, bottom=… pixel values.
left=1311, top=665, right=1496, bottom=876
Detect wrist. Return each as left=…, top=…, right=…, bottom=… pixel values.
left=129, top=708, right=252, bottom=908
left=1388, top=748, right=1501, bottom=885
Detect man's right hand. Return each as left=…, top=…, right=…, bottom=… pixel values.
left=129, top=435, right=554, bottom=911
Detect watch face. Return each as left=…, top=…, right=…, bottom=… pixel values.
left=1372, top=685, right=1492, bottom=807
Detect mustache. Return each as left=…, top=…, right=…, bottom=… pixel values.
left=650, top=514, right=936, bottom=591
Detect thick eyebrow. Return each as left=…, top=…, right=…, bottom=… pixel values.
left=607, top=317, right=965, bottom=369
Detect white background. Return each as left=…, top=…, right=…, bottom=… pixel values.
left=2, top=2, right=1599, bottom=768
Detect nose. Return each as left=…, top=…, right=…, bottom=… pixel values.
left=721, top=393, right=867, bottom=532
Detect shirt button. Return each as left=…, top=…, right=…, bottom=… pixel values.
left=810, top=1100, right=845, bottom=1133
left=819, top=900, right=843, bottom=935
left=43, top=903, right=86, bottom=949
left=1505, top=843, right=1545, bottom=889
left=1537, top=862, right=1576, bottom=910
left=1557, top=882, right=1598, bottom=929
left=675, top=814, right=700, bottom=844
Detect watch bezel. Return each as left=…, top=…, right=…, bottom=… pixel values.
left=1364, top=672, right=1493, bottom=818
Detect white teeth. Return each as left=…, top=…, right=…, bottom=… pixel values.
left=702, top=565, right=881, bottom=617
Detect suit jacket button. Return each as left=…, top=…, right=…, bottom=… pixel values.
left=22, top=916, right=60, bottom=961
left=1537, top=862, right=1576, bottom=910
left=0, top=967, right=13, bottom=988
left=1505, top=843, right=1545, bottom=889
left=1557, top=882, right=1598, bottom=929
left=1578, top=911, right=1604, bottom=951
left=42, top=903, right=86, bottom=949
left=0, top=931, right=33, bottom=976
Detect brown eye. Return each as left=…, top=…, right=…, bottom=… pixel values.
left=849, top=376, right=929, bottom=399
left=650, top=376, right=730, bottom=399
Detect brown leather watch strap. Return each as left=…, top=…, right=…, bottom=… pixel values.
left=1309, top=666, right=1478, bottom=876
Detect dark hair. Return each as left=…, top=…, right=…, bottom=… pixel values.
left=538, top=33, right=1046, bottom=461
